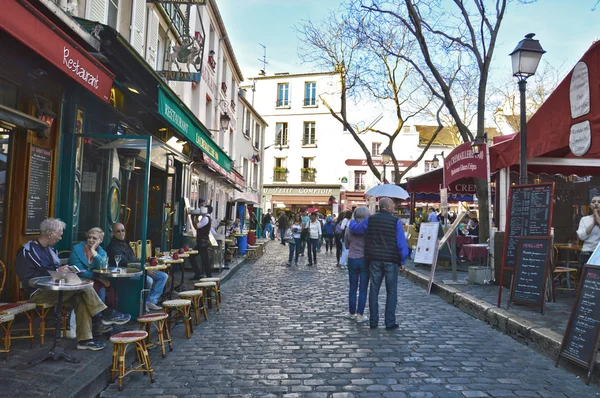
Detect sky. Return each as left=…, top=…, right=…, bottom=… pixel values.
left=216, top=0, right=599, bottom=130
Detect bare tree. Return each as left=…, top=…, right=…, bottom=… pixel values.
left=296, top=5, right=441, bottom=185
left=492, top=60, right=566, bottom=133
left=361, top=0, right=526, bottom=243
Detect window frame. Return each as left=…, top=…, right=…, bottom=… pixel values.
left=304, top=81, right=317, bottom=107
left=276, top=83, right=290, bottom=108
left=302, top=121, right=316, bottom=147
left=275, top=122, right=288, bottom=147
left=372, top=142, right=381, bottom=157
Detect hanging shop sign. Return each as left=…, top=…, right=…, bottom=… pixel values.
left=0, top=0, right=114, bottom=103
left=158, top=87, right=231, bottom=171
left=147, top=0, right=206, bottom=4
left=159, top=34, right=204, bottom=81
left=199, top=153, right=245, bottom=191
left=443, top=141, right=487, bottom=187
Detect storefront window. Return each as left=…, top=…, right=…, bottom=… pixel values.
left=0, top=131, right=10, bottom=243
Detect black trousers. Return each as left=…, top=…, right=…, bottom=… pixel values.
left=190, top=244, right=212, bottom=277
left=335, top=235, right=343, bottom=262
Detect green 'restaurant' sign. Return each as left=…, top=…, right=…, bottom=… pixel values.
left=158, top=87, right=231, bottom=171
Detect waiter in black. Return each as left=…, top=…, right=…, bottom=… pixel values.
left=189, top=205, right=213, bottom=280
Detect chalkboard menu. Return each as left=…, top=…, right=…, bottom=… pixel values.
left=498, top=183, right=554, bottom=307
left=509, top=237, right=550, bottom=313
left=25, top=145, right=52, bottom=234
left=557, top=265, right=600, bottom=384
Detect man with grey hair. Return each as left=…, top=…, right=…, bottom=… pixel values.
left=15, top=218, right=108, bottom=351
left=350, top=197, right=408, bottom=330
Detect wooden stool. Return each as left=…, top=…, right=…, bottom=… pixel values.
left=226, top=246, right=238, bottom=263
left=198, top=277, right=221, bottom=304
left=162, top=299, right=193, bottom=339
left=137, top=312, right=171, bottom=358
left=0, top=302, right=36, bottom=347
left=245, top=248, right=258, bottom=262
left=110, top=330, right=154, bottom=391
left=35, top=303, right=67, bottom=344
left=178, top=290, right=207, bottom=325
left=194, top=281, right=220, bottom=311
left=0, top=313, right=14, bottom=358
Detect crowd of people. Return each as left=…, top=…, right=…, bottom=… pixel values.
left=265, top=198, right=409, bottom=329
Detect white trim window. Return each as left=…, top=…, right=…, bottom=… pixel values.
left=304, top=82, right=316, bottom=106
left=372, top=142, right=381, bottom=156
left=275, top=122, right=288, bottom=146
left=303, top=122, right=316, bottom=146
left=277, top=83, right=289, bottom=107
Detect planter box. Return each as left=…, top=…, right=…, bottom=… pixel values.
left=468, top=266, right=492, bottom=284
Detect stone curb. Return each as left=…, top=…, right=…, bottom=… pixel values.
left=400, top=268, right=597, bottom=379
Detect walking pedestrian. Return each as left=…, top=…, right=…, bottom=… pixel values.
left=350, top=197, right=408, bottom=330
left=300, top=211, right=310, bottom=255
left=344, top=206, right=370, bottom=323
left=277, top=211, right=289, bottom=245
left=288, top=214, right=303, bottom=266
left=334, top=213, right=345, bottom=264
left=305, top=212, right=322, bottom=266
left=322, top=216, right=335, bottom=253
left=339, top=211, right=352, bottom=266
left=262, top=209, right=274, bottom=239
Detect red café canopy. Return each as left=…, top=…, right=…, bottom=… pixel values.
left=406, top=168, right=479, bottom=195
left=492, top=41, right=600, bottom=172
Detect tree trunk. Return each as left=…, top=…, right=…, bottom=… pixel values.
left=474, top=178, right=490, bottom=244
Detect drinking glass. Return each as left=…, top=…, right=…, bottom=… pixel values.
left=155, top=247, right=161, bottom=257
left=100, top=256, right=108, bottom=271
left=114, top=254, right=122, bottom=270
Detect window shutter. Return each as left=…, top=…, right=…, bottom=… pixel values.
left=87, top=0, right=107, bottom=23
left=130, top=0, right=146, bottom=55
left=145, top=8, right=159, bottom=69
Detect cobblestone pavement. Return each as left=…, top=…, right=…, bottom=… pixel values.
left=100, top=242, right=600, bottom=398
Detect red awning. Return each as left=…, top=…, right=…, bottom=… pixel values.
left=494, top=41, right=600, bottom=169
left=406, top=168, right=478, bottom=195
left=0, top=0, right=115, bottom=103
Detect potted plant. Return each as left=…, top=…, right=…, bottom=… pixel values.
left=301, top=167, right=317, bottom=173
left=273, top=166, right=287, bottom=173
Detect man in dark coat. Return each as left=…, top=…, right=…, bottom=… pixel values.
left=350, top=197, right=409, bottom=330
left=277, top=211, right=289, bottom=246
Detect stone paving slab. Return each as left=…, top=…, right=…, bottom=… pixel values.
left=0, top=253, right=249, bottom=398
left=98, top=242, right=600, bottom=397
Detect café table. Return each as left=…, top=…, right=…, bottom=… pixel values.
left=554, top=243, right=583, bottom=269
left=459, top=243, right=489, bottom=265
left=158, top=256, right=184, bottom=293
left=28, top=276, right=94, bottom=365
left=455, top=235, right=475, bottom=254
left=93, top=268, right=143, bottom=314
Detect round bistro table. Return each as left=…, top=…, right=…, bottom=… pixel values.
left=93, top=268, right=143, bottom=314
left=28, top=276, right=94, bottom=365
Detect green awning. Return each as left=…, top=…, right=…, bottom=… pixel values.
left=158, top=87, right=230, bottom=171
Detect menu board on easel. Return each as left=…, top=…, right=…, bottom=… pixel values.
left=497, top=183, right=554, bottom=307
left=556, top=265, right=600, bottom=384
left=508, top=236, right=550, bottom=314
left=25, top=145, right=52, bottom=234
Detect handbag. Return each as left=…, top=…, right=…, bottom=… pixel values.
left=284, top=228, right=294, bottom=243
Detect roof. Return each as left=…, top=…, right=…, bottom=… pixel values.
left=417, top=125, right=502, bottom=148
left=249, top=71, right=336, bottom=81
left=238, top=95, right=268, bottom=127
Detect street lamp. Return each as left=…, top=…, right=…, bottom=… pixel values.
left=219, top=112, right=231, bottom=131
left=471, top=133, right=486, bottom=156
left=510, top=33, right=546, bottom=184
left=381, top=146, right=393, bottom=183
left=431, top=154, right=439, bottom=169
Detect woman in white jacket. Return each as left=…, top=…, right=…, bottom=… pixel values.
left=305, top=212, right=322, bottom=266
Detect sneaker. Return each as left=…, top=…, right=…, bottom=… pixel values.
left=345, top=313, right=357, bottom=320
left=356, top=314, right=369, bottom=323
left=92, top=322, right=113, bottom=336
left=77, top=340, right=106, bottom=351
left=146, top=302, right=162, bottom=311
left=101, top=310, right=131, bottom=326
left=286, top=261, right=292, bottom=266
left=385, top=323, right=400, bottom=330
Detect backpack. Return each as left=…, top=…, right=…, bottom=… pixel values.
left=335, top=221, right=344, bottom=237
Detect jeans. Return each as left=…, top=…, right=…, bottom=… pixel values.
left=146, top=271, right=168, bottom=304
left=369, top=261, right=398, bottom=327
left=288, top=238, right=302, bottom=263
left=280, top=228, right=287, bottom=244
left=348, top=257, right=369, bottom=315
left=323, top=234, right=334, bottom=252
left=307, top=238, right=319, bottom=264
left=264, top=223, right=273, bottom=239
left=301, top=238, right=306, bottom=254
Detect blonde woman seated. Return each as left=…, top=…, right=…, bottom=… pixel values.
left=69, top=227, right=131, bottom=334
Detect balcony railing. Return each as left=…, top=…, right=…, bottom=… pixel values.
left=304, top=97, right=316, bottom=106
left=354, top=184, right=365, bottom=191
left=273, top=171, right=287, bottom=182
left=207, top=55, right=216, bottom=70
left=301, top=171, right=316, bottom=182
left=276, top=99, right=289, bottom=107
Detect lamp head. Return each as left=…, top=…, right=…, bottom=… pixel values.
left=381, top=146, right=393, bottom=164
left=510, top=33, right=546, bottom=80
left=431, top=154, right=439, bottom=169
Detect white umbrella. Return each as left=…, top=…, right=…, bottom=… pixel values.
left=365, top=184, right=410, bottom=200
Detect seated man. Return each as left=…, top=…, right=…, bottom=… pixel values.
left=106, top=223, right=168, bottom=311
left=15, top=218, right=107, bottom=351
left=69, top=227, right=131, bottom=330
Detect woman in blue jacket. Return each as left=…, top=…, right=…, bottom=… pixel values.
left=322, top=216, right=335, bottom=253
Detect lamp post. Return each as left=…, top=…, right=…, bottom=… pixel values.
left=381, top=146, right=393, bottom=183
left=510, top=33, right=546, bottom=185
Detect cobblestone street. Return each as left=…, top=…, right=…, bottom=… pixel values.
left=101, top=242, right=600, bottom=397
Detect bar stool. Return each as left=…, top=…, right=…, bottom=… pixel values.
left=226, top=246, right=238, bottom=263
left=0, top=313, right=14, bottom=358
left=0, top=302, right=36, bottom=347
left=137, top=312, right=171, bottom=358
left=194, top=281, right=220, bottom=311
left=109, top=330, right=154, bottom=391
left=245, top=247, right=258, bottom=262
left=161, top=299, right=193, bottom=339
left=198, top=277, right=222, bottom=304
left=178, top=290, right=207, bottom=325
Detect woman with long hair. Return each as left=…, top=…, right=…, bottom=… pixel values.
left=344, top=207, right=370, bottom=322
left=288, top=213, right=303, bottom=266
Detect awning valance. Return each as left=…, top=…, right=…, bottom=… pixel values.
left=271, top=195, right=331, bottom=205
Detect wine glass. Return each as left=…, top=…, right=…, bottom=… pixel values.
left=114, top=254, right=122, bottom=270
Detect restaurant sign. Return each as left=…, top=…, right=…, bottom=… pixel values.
left=263, top=186, right=341, bottom=196
left=345, top=159, right=413, bottom=167
left=200, top=153, right=245, bottom=191
left=443, top=141, right=487, bottom=188
left=158, top=87, right=231, bottom=171
left=158, top=71, right=201, bottom=83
